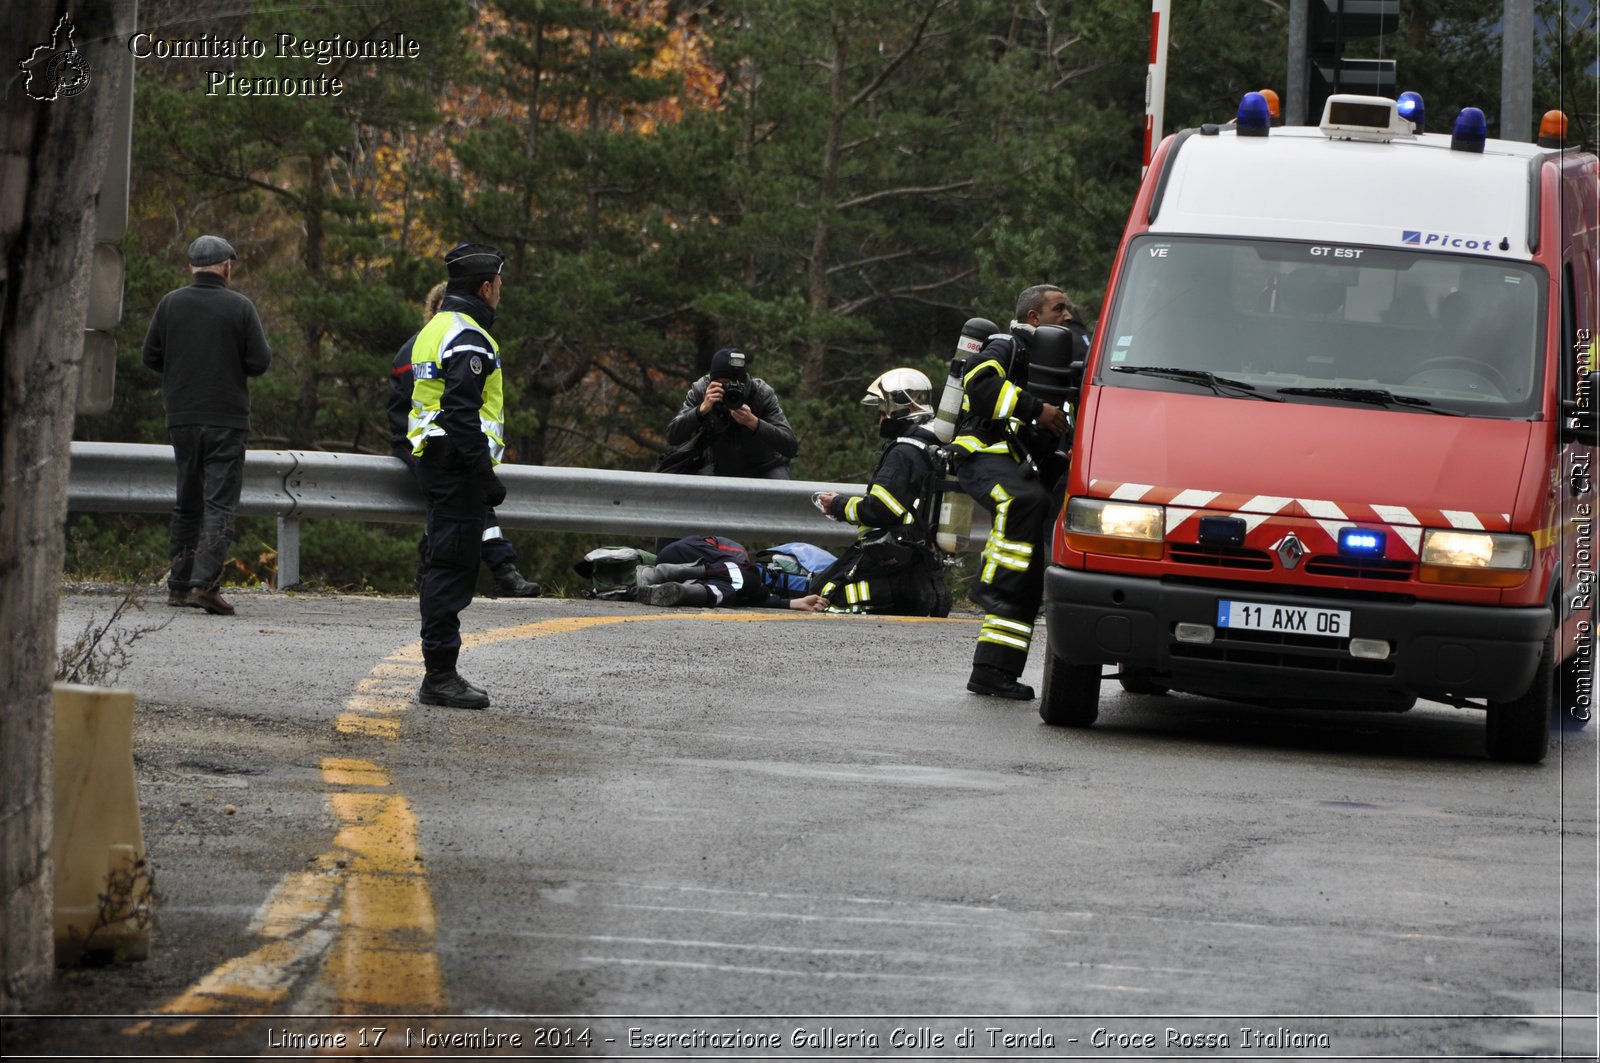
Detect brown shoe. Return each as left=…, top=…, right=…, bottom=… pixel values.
left=185, top=587, right=236, bottom=616
left=167, top=590, right=193, bottom=607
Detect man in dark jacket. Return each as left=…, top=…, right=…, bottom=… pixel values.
left=811, top=368, right=950, bottom=617
left=663, top=347, right=797, bottom=478
left=952, top=284, right=1071, bottom=699
left=142, top=235, right=272, bottom=616
left=388, top=280, right=539, bottom=599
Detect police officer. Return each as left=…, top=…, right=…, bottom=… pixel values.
left=407, top=243, right=512, bottom=709
left=812, top=368, right=950, bottom=617
left=952, top=284, right=1071, bottom=699
left=389, top=280, right=540, bottom=598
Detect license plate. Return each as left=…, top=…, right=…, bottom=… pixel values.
left=1217, top=600, right=1351, bottom=638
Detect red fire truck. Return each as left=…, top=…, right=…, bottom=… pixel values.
left=1040, top=93, right=1597, bottom=763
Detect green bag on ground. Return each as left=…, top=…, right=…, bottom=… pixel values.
left=573, top=546, right=657, bottom=600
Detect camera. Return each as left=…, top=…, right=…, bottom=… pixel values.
left=719, top=379, right=748, bottom=409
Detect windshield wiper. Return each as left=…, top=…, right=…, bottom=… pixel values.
left=1110, top=365, right=1284, bottom=401
left=1274, top=386, right=1465, bottom=416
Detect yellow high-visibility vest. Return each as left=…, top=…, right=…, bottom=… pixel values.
left=407, top=310, right=504, bottom=462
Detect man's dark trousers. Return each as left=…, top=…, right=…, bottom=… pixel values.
left=415, top=443, right=488, bottom=672
left=398, top=452, right=515, bottom=571
left=168, top=424, right=247, bottom=594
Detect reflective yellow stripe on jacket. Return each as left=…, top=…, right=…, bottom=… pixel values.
left=407, top=310, right=505, bottom=462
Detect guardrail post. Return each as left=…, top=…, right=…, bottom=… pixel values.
left=276, top=517, right=300, bottom=589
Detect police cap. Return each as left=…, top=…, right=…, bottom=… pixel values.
left=445, top=243, right=505, bottom=279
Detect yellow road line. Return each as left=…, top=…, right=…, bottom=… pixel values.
left=131, top=609, right=975, bottom=1037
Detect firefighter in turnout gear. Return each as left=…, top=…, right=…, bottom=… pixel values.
left=812, top=369, right=950, bottom=617
left=408, top=243, right=512, bottom=709
left=953, top=285, right=1072, bottom=699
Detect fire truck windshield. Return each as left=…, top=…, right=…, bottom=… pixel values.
left=1096, top=235, right=1547, bottom=418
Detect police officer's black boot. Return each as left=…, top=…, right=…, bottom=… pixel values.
left=489, top=562, right=541, bottom=598
left=966, top=664, right=1035, bottom=700
left=634, top=562, right=706, bottom=588
left=419, top=669, right=491, bottom=709
left=640, top=581, right=713, bottom=607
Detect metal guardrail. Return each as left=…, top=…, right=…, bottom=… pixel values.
left=67, top=442, right=989, bottom=587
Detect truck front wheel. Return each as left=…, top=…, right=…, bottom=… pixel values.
left=1040, top=651, right=1101, bottom=727
left=1485, top=622, right=1554, bottom=764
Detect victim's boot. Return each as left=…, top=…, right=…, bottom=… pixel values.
left=489, top=561, right=542, bottom=598
left=640, top=581, right=714, bottom=607
left=635, top=562, right=707, bottom=588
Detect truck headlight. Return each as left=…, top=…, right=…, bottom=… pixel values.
left=1065, top=497, right=1165, bottom=559
left=1419, top=529, right=1533, bottom=587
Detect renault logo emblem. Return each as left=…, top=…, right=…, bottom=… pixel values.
left=1273, top=533, right=1306, bottom=569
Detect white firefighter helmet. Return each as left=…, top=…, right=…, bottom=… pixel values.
left=861, top=367, right=934, bottom=421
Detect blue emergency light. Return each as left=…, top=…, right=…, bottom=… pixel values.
left=1451, top=107, right=1487, bottom=153
left=1396, top=91, right=1425, bottom=133
left=1236, top=92, right=1271, bottom=137
left=1338, top=528, right=1386, bottom=557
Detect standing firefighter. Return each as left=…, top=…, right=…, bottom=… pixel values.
left=953, top=285, right=1072, bottom=699
left=407, top=243, right=511, bottom=709
left=812, top=369, right=950, bottom=617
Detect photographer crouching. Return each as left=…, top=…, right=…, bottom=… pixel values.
left=662, top=347, right=798, bottom=478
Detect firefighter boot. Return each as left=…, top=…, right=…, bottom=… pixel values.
left=640, top=581, right=713, bottom=607
left=489, top=562, right=541, bottom=598
left=418, top=670, right=490, bottom=709
left=966, top=664, right=1035, bottom=701
left=635, top=562, right=707, bottom=588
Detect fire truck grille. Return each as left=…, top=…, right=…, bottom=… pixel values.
left=1171, top=627, right=1396, bottom=676
left=1303, top=556, right=1415, bottom=581
left=1169, top=543, right=1274, bottom=570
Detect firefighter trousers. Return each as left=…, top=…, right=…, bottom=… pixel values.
left=956, top=452, right=1050, bottom=677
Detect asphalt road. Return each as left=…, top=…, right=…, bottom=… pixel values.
left=5, top=587, right=1597, bottom=1060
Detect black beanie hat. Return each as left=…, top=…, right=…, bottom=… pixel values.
left=709, top=347, right=748, bottom=381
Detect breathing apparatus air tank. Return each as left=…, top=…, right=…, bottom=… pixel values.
left=932, top=317, right=996, bottom=554
left=931, top=317, right=998, bottom=444
left=935, top=480, right=974, bottom=555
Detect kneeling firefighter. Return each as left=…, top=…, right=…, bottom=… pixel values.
left=810, top=368, right=951, bottom=617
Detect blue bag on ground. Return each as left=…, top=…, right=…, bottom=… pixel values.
left=755, top=542, right=837, bottom=596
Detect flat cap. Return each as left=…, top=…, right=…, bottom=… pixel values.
left=445, top=242, right=505, bottom=279
left=187, top=234, right=237, bottom=267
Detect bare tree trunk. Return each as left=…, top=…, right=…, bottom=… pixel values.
left=0, top=0, right=125, bottom=1010
left=803, top=27, right=847, bottom=399
left=292, top=155, right=328, bottom=448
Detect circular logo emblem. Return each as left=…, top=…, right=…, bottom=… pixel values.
left=469, top=355, right=483, bottom=375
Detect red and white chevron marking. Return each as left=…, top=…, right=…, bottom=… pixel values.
left=1089, top=480, right=1511, bottom=558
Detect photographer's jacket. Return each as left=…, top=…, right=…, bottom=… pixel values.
left=666, top=375, right=798, bottom=477
left=406, top=292, right=505, bottom=476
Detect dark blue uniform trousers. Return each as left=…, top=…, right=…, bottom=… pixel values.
left=415, top=444, right=488, bottom=673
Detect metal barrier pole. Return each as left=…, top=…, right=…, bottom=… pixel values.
left=276, top=517, right=300, bottom=589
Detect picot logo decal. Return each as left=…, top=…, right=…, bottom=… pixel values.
left=1090, top=480, right=1511, bottom=559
